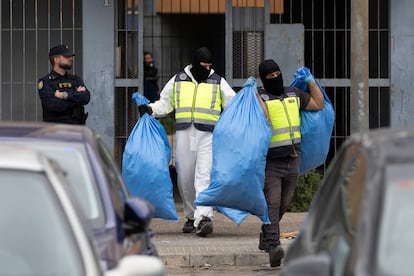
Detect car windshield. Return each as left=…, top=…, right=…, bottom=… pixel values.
left=377, top=163, right=414, bottom=275
left=4, top=141, right=105, bottom=229
left=0, top=170, right=84, bottom=276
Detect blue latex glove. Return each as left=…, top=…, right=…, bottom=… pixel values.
left=304, top=74, right=315, bottom=84
left=293, top=67, right=315, bottom=84
left=243, top=76, right=257, bottom=88
left=132, top=92, right=150, bottom=107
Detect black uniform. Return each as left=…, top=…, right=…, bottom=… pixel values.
left=144, top=62, right=160, bottom=103
left=257, top=85, right=312, bottom=253
left=38, top=70, right=90, bottom=125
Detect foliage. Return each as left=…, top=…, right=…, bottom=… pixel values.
left=289, top=170, right=323, bottom=212
left=158, top=114, right=175, bottom=135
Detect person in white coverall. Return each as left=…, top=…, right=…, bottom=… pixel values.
left=137, top=47, right=236, bottom=237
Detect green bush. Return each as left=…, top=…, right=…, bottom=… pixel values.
left=288, top=170, right=323, bottom=212
left=159, top=114, right=175, bottom=135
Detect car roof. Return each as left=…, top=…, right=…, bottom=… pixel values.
left=0, top=144, right=102, bottom=275
left=0, top=121, right=94, bottom=143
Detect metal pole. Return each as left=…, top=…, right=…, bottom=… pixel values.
left=225, top=0, right=233, bottom=84
left=138, top=0, right=144, bottom=94
left=0, top=1, right=2, bottom=120
left=350, top=0, right=369, bottom=133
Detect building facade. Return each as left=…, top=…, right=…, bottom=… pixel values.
left=0, top=0, right=411, bottom=168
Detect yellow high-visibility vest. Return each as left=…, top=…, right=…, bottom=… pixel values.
left=266, top=96, right=301, bottom=148
left=173, top=73, right=222, bottom=127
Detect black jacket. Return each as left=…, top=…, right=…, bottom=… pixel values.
left=38, top=70, right=90, bottom=124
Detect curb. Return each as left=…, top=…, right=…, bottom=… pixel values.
left=151, top=210, right=305, bottom=268
left=160, top=252, right=269, bottom=267
left=156, top=238, right=294, bottom=267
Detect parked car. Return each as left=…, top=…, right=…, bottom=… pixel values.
left=0, top=121, right=157, bottom=270
left=0, top=145, right=164, bottom=276
left=281, top=127, right=414, bottom=276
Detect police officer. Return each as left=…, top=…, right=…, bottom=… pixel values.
left=257, top=59, right=325, bottom=267
left=38, top=44, right=90, bottom=125
left=143, top=51, right=160, bottom=103
left=138, top=47, right=236, bottom=237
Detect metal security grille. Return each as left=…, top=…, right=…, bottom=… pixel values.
left=114, top=87, right=139, bottom=165
left=0, top=0, right=83, bottom=121
left=113, top=0, right=390, bottom=169
left=280, top=0, right=390, bottom=165
left=114, top=0, right=140, bottom=166
left=233, top=31, right=264, bottom=79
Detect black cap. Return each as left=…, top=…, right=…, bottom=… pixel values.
left=48, top=44, right=75, bottom=57
left=259, top=59, right=281, bottom=80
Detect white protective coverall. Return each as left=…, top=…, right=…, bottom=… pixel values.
left=149, top=64, right=235, bottom=227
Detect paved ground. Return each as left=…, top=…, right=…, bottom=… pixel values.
left=150, top=206, right=307, bottom=272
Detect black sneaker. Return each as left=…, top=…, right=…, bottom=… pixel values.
left=182, top=219, right=196, bottom=233
left=196, top=217, right=213, bottom=237
left=268, top=245, right=285, bottom=267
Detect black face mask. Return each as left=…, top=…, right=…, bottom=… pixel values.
left=190, top=64, right=210, bottom=83
left=262, top=73, right=284, bottom=96
left=190, top=47, right=213, bottom=83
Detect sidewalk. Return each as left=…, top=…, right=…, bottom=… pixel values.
left=150, top=206, right=307, bottom=267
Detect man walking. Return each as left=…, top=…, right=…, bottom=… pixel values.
left=257, top=59, right=325, bottom=266
left=138, top=47, right=236, bottom=237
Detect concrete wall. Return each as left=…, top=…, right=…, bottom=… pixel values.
left=390, top=0, right=414, bottom=127
left=83, top=0, right=115, bottom=152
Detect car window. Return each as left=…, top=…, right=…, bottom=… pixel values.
left=311, top=143, right=367, bottom=276
left=96, top=136, right=128, bottom=219
left=377, top=164, right=414, bottom=275
left=0, top=170, right=84, bottom=276
left=2, top=141, right=105, bottom=228
left=308, top=144, right=348, bottom=237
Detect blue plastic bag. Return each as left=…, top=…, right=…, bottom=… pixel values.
left=194, top=77, right=271, bottom=225
left=289, top=67, right=335, bottom=175
left=215, top=207, right=250, bottom=225
left=122, top=92, right=178, bottom=221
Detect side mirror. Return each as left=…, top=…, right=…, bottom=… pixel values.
left=281, top=254, right=331, bottom=276
left=123, top=197, right=154, bottom=235
left=105, top=255, right=165, bottom=276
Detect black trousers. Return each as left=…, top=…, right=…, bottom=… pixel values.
left=261, top=155, right=300, bottom=247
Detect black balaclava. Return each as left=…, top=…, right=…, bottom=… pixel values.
left=259, top=59, right=284, bottom=96
left=190, top=47, right=213, bottom=83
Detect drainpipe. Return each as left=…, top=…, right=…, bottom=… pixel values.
left=350, top=0, right=369, bottom=134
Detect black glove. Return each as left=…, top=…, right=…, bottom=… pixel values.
left=138, top=105, right=153, bottom=117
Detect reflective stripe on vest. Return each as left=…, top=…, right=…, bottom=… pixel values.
left=266, top=96, right=301, bottom=148
left=174, top=79, right=221, bottom=126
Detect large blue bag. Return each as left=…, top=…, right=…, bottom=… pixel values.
left=122, top=93, right=178, bottom=221
left=194, top=77, right=270, bottom=225
left=289, top=67, right=335, bottom=175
